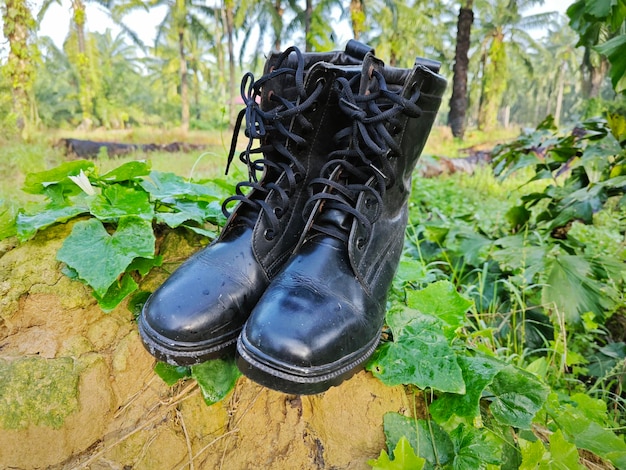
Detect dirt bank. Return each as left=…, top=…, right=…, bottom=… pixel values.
left=0, top=223, right=422, bottom=469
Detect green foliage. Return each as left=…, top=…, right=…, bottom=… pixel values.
left=2, top=159, right=229, bottom=310
left=372, top=112, right=626, bottom=468
left=568, top=0, right=626, bottom=93
left=153, top=359, right=240, bottom=406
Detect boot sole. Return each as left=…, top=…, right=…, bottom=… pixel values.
left=138, top=314, right=240, bottom=366
left=235, top=330, right=381, bottom=395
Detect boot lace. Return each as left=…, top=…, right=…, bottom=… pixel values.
left=223, top=46, right=325, bottom=238
left=304, top=69, right=422, bottom=244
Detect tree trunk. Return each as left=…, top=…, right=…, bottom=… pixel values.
left=71, top=0, right=94, bottom=128
left=178, top=28, right=190, bottom=133
left=2, top=0, right=35, bottom=135
left=273, top=0, right=283, bottom=50
left=554, top=63, right=565, bottom=126
left=448, top=2, right=473, bottom=140
left=224, top=0, right=236, bottom=128
left=305, top=0, right=312, bottom=51
left=350, top=0, right=365, bottom=40
left=581, top=48, right=609, bottom=99
left=478, top=30, right=507, bottom=131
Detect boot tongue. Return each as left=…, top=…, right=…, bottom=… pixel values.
left=310, top=56, right=384, bottom=242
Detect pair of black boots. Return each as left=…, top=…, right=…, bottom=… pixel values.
left=138, top=40, right=446, bottom=395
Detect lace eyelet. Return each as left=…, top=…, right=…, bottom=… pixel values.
left=264, top=228, right=276, bottom=241
left=356, top=237, right=366, bottom=250
left=273, top=207, right=284, bottom=219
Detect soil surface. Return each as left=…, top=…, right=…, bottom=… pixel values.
left=0, top=222, right=423, bottom=469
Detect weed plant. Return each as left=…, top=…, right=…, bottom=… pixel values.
left=1, top=118, right=626, bottom=468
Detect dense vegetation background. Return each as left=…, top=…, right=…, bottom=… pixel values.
left=0, top=0, right=622, bottom=138
left=1, top=0, right=626, bottom=468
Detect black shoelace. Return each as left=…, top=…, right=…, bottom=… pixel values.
left=303, top=69, right=422, bottom=244
left=223, top=46, right=325, bottom=238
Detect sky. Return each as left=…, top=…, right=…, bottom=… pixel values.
left=4, top=0, right=571, bottom=59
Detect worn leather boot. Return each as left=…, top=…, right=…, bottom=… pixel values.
left=237, top=52, right=447, bottom=394
left=138, top=41, right=373, bottom=365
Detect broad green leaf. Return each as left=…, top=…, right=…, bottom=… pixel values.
left=487, top=365, right=549, bottom=430
left=549, top=430, right=585, bottom=469
left=154, top=362, right=191, bottom=386
left=430, top=354, right=506, bottom=422
left=368, top=436, right=425, bottom=470
left=449, top=424, right=501, bottom=469
left=0, top=201, right=17, bottom=240
left=368, top=312, right=465, bottom=393
left=546, top=393, right=626, bottom=468
left=140, top=171, right=222, bottom=202
left=23, top=160, right=96, bottom=194
left=127, top=255, right=163, bottom=276
left=93, top=273, right=138, bottom=311
left=519, top=438, right=547, bottom=470
left=16, top=203, right=89, bottom=241
left=56, top=217, right=155, bottom=296
left=382, top=413, right=455, bottom=469
left=98, top=161, right=151, bottom=182
left=406, top=280, right=473, bottom=338
left=191, top=359, right=240, bottom=406
left=520, top=430, right=585, bottom=469
left=155, top=200, right=222, bottom=228
left=90, top=185, right=154, bottom=221
left=595, top=35, right=626, bottom=93
left=542, top=254, right=613, bottom=323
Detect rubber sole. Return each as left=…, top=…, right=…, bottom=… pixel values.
left=235, top=330, right=381, bottom=395
left=137, top=314, right=240, bottom=366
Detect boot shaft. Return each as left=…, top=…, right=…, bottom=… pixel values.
left=223, top=42, right=375, bottom=278
left=301, top=53, right=447, bottom=296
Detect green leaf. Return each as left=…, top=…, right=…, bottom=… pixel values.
left=450, top=423, right=501, bottom=469
left=89, top=185, right=154, bottom=221
left=520, top=430, right=586, bottom=470
left=542, top=254, right=613, bottom=323
left=93, top=272, right=138, bottom=311
left=127, top=255, right=163, bottom=276
left=156, top=200, right=223, bottom=228
left=486, top=365, right=549, bottom=430
left=98, top=161, right=151, bottom=183
left=549, top=430, right=585, bottom=469
left=382, top=413, right=455, bottom=468
left=190, top=359, right=240, bottom=406
left=368, top=311, right=465, bottom=393
left=519, top=438, right=547, bottom=470
left=430, top=353, right=506, bottom=422
left=56, top=217, right=155, bottom=296
left=154, top=362, right=191, bottom=386
left=546, top=393, right=626, bottom=468
left=368, top=436, right=426, bottom=470
left=140, top=171, right=222, bottom=202
left=23, top=160, right=96, bottom=194
left=405, top=280, right=473, bottom=339
left=595, top=35, right=626, bottom=93
left=16, top=203, right=90, bottom=241
left=0, top=201, right=17, bottom=240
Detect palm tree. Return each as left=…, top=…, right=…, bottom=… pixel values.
left=149, top=0, right=217, bottom=133
left=363, top=0, right=447, bottom=68
left=448, top=0, right=474, bottom=139
left=349, top=0, right=365, bottom=40
left=473, top=0, right=556, bottom=131
left=1, top=0, right=36, bottom=135
left=36, top=0, right=145, bottom=128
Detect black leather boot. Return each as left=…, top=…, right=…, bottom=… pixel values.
left=237, top=52, right=447, bottom=394
left=138, top=41, right=373, bottom=365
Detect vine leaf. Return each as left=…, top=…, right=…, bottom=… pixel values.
left=56, top=216, right=155, bottom=297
